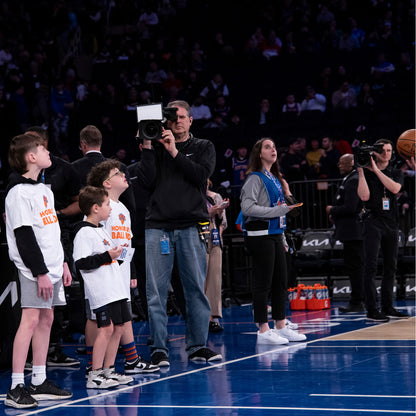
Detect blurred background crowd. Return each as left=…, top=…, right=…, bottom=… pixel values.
left=0, top=0, right=414, bottom=200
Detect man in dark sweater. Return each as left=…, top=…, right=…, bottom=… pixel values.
left=326, top=154, right=364, bottom=313
left=136, top=100, right=222, bottom=366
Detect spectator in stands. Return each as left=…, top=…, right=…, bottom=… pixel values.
left=306, top=138, right=323, bottom=178
left=261, top=29, right=282, bottom=60
left=50, top=79, right=74, bottom=152
left=257, top=98, right=275, bottom=127
left=213, top=95, right=231, bottom=121
left=239, top=138, right=306, bottom=345
left=230, top=144, right=249, bottom=197
left=319, top=136, right=341, bottom=179
left=144, top=61, right=167, bottom=99
left=300, top=85, right=326, bottom=113
left=203, top=113, right=227, bottom=130
left=282, top=93, right=301, bottom=117
left=190, top=96, right=212, bottom=121
left=332, top=81, right=357, bottom=111
left=280, top=138, right=308, bottom=183
left=326, top=154, right=364, bottom=313
left=371, top=51, right=395, bottom=74
left=190, top=41, right=207, bottom=73
left=200, top=73, right=229, bottom=106
left=137, top=7, right=159, bottom=41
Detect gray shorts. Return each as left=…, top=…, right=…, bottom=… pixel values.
left=19, top=272, right=66, bottom=309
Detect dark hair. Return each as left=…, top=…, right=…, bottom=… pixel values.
left=87, top=159, right=121, bottom=188
left=374, top=138, right=393, bottom=147
left=246, top=137, right=283, bottom=182
left=26, top=126, right=49, bottom=142
left=8, top=133, right=44, bottom=174
left=79, top=186, right=108, bottom=216
left=80, top=125, right=102, bottom=147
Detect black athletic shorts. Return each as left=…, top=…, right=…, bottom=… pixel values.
left=94, top=299, right=131, bottom=328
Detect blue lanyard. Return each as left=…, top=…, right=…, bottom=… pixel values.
left=263, top=170, right=283, bottom=197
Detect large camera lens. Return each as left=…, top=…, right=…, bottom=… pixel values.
left=138, top=120, right=162, bottom=140
left=356, top=151, right=371, bottom=167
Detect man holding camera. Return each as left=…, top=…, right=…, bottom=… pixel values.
left=357, top=139, right=409, bottom=321
left=136, top=100, right=222, bottom=366
left=326, top=154, right=364, bottom=313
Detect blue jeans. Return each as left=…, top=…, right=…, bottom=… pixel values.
left=145, top=227, right=210, bottom=356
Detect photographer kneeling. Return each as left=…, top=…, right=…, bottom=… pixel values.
left=357, top=139, right=409, bottom=321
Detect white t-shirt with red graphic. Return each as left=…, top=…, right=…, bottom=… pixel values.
left=6, top=183, right=64, bottom=283
left=102, top=199, right=133, bottom=300
left=73, top=224, right=126, bottom=310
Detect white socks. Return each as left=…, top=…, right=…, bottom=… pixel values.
left=11, top=373, right=24, bottom=389
left=31, top=365, right=46, bottom=386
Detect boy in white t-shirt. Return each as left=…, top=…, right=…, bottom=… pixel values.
left=73, top=186, right=133, bottom=389
left=87, top=160, right=159, bottom=374
left=4, top=134, right=72, bottom=409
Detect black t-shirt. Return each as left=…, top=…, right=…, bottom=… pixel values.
left=363, top=166, right=403, bottom=225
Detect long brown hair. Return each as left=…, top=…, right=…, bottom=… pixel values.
left=246, top=137, right=283, bottom=182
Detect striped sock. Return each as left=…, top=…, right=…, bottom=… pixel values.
left=122, top=341, right=139, bottom=363
left=86, top=346, right=93, bottom=367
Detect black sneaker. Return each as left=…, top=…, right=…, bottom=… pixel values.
left=47, top=351, right=80, bottom=367
left=29, top=379, right=73, bottom=401
left=151, top=352, right=170, bottom=367
left=5, top=384, right=38, bottom=409
left=382, top=307, right=410, bottom=319
left=209, top=321, right=224, bottom=333
left=367, top=310, right=389, bottom=322
left=125, top=356, right=160, bottom=374
left=189, top=347, right=222, bottom=363
left=339, top=303, right=366, bottom=313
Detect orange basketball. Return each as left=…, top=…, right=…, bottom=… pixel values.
left=397, top=129, right=416, bottom=160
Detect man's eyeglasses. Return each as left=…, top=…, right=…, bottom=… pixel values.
left=105, top=170, right=124, bottom=181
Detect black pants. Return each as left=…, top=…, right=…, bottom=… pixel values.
left=246, top=234, right=287, bottom=323
left=342, top=240, right=364, bottom=306
left=363, top=218, right=398, bottom=312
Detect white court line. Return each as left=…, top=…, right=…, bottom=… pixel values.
left=15, top=328, right=413, bottom=415
left=311, top=394, right=415, bottom=399
left=307, top=345, right=415, bottom=348
left=64, top=404, right=416, bottom=414
left=17, top=344, right=301, bottom=415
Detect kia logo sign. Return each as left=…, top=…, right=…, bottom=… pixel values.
left=302, top=238, right=331, bottom=248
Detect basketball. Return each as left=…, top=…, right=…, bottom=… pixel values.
left=396, top=129, right=416, bottom=160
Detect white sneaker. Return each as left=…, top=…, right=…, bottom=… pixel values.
left=285, top=318, right=299, bottom=330
left=275, top=326, right=306, bottom=342
left=104, top=368, right=133, bottom=385
left=87, top=370, right=119, bottom=389
left=257, top=329, right=289, bottom=345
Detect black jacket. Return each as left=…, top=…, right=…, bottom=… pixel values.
left=71, top=151, right=136, bottom=221
left=329, top=170, right=363, bottom=241
left=142, top=134, right=216, bottom=229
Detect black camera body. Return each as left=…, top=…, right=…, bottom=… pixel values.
left=355, top=141, right=384, bottom=167
left=137, top=104, right=178, bottom=141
